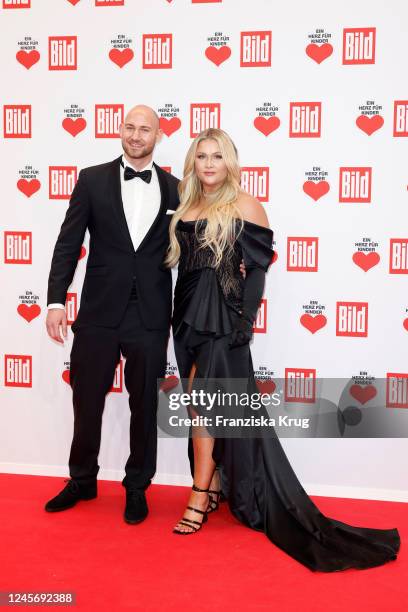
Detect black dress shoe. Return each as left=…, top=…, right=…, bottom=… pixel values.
left=45, top=479, right=97, bottom=513
left=124, top=488, right=148, bottom=524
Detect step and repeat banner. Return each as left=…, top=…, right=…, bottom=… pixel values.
left=1, top=0, right=407, bottom=499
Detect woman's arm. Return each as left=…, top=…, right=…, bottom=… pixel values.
left=229, top=194, right=272, bottom=349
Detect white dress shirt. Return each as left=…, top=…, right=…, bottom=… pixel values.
left=48, top=155, right=161, bottom=310
left=120, top=156, right=161, bottom=251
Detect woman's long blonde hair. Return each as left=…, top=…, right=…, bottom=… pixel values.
left=164, top=128, right=244, bottom=268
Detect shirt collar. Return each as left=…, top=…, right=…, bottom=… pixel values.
left=121, top=155, right=154, bottom=173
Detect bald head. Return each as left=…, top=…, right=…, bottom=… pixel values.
left=120, top=104, right=162, bottom=169
left=125, top=105, right=160, bottom=129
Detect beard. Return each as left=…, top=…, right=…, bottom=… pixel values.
left=122, top=139, right=155, bottom=159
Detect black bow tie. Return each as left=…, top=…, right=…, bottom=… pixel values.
left=123, top=166, right=152, bottom=183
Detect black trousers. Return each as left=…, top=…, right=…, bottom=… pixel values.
left=68, top=297, right=169, bottom=490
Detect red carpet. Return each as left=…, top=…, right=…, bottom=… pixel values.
left=0, top=474, right=405, bottom=611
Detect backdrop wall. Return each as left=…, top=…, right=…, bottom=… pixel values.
left=1, top=0, right=407, bottom=502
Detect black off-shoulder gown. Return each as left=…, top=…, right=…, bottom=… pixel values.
left=172, top=218, right=400, bottom=572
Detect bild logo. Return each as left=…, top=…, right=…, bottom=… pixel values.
left=3, top=105, right=31, bottom=138
left=389, top=239, right=408, bottom=274
left=289, top=102, right=321, bottom=137
left=336, top=301, right=368, bottom=337
left=66, top=293, right=78, bottom=326
left=386, top=373, right=408, bottom=408
left=253, top=299, right=267, bottom=333
left=240, top=31, right=271, bottom=67
left=95, top=0, right=124, bottom=5
left=284, top=368, right=316, bottom=404
left=343, top=28, right=375, bottom=65
left=241, top=167, right=269, bottom=202
left=49, top=166, right=77, bottom=200
left=111, top=360, right=123, bottom=393
left=48, top=36, right=77, bottom=71
left=143, top=34, right=172, bottom=69
left=3, top=0, right=30, bottom=7
left=287, top=237, right=318, bottom=272
left=339, top=167, right=371, bottom=203
left=4, top=231, right=32, bottom=264
left=95, top=104, right=123, bottom=137
left=5, top=355, right=32, bottom=387
left=190, top=103, right=220, bottom=137
left=393, top=101, right=408, bottom=137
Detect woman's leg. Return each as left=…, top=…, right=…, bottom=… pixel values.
left=174, top=363, right=216, bottom=533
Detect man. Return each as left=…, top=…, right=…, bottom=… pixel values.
left=45, top=105, right=179, bottom=524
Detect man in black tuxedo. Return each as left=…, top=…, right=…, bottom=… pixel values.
left=45, top=105, right=179, bottom=523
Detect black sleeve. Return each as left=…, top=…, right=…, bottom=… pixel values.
left=229, top=267, right=266, bottom=348
left=229, top=222, right=273, bottom=349
left=240, top=266, right=266, bottom=324
left=47, top=169, right=90, bottom=305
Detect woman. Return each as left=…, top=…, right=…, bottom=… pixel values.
left=164, top=128, right=400, bottom=571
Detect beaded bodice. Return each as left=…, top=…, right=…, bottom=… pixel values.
left=175, top=219, right=245, bottom=312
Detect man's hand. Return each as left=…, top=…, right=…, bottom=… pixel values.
left=46, top=309, right=68, bottom=344
left=240, top=259, right=246, bottom=279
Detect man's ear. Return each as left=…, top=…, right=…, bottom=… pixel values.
left=156, top=128, right=163, bottom=144
left=118, top=122, right=124, bottom=138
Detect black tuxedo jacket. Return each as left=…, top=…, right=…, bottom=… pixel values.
left=47, top=156, right=180, bottom=331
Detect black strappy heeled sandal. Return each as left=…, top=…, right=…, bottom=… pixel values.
left=207, top=488, right=221, bottom=514
left=207, top=468, right=223, bottom=515
left=173, top=484, right=209, bottom=535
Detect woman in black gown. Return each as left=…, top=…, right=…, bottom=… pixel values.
left=164, top=128, right=400, bottom=571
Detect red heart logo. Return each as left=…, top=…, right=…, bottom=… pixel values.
left=17, top=303, right=41, bottom=323
left=303, top=180, right=330, bottom=201
left=160, top=375, right=179, bottom=392
left=205, top=45, right=232, bottom=66
left=16, top=50, right=40, bottom=69
left=62, top=117, right=87, bottom=137
left=300, top=314, right=327, bottom=334
left=356, top=114, right=384, bottom=135
left=160, top=117, right=182, bottom=137
left=62, top=370, right=71, bottom=385
left=349, top=384, right=377, bottom=405
left=352, top=251, right=380, bottom=272
left=256, top=379, right=276, bottom=394
left=67, top=0, right=81, bottom=4
left=271, top=251, right=278, bottom=264
left=17, top=178, right=41, bottom=197
left=109, top=48, right=134, bottom=68
left=254, top=116, right=280, bottom=136
left=305, top=43, right=333, bottom=64
left=79, top=245, right=87, bottom=260
left=403, top=318, right=408, bottom=332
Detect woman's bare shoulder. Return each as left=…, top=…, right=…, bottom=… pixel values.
left=235, top=192, right=270, bottom=228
